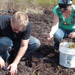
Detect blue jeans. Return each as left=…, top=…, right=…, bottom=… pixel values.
left=54, top=28, right=75, bottom=49
left=0, top=37, right=13, bottom=61
left=0, top=36, right=41, bottom=61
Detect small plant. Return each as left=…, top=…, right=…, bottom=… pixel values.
left=37, top=71, right=41, bottom=75
left=69, top=43, right=75, bottom=48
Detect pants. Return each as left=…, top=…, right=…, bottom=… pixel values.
left=0, top=36, right=41, bottom=61
left=54, top=27, right=75, bottom=50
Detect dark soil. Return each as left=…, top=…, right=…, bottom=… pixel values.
left=0, top=9, right=75, bottom=75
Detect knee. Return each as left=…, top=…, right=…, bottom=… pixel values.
left=29, top=36, right=41, bottom=50
left=54, top=33, right=63, bottom=41
left=54, top=29, right=64, bottom=41
left=34, top=38, right=41, bottom=49
left=0, top=37, right=13, bottom=51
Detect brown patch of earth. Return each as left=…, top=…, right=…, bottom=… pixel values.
left=0, top=9, right=75, bottom=75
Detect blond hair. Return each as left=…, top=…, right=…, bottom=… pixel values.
left=13, top=11, right=29, bottom=31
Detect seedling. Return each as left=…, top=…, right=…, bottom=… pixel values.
left=69, top=43, right=75, bottom=48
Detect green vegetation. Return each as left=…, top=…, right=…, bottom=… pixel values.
left=69, top=43, right=75, bottom=48
left=37, top=0, right=58, bottom=8
left=12, top=0, right=75, bottom=7
left=73, top=0, right=75, bottom=4
left=0, top=0, right=75, bottom=11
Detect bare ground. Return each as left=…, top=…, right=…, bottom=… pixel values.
left=0, top=9, right=75, bottom=75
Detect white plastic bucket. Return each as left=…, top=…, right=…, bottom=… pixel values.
left=59, top=42, right=75, bottom=68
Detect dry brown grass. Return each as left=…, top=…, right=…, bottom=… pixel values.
left=0, top=0, right=54, bottom=14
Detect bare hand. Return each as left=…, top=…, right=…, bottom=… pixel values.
left=68, top=32, right=75, bottom=38
left=7, top=63, right=18, bottom=75
left=47, top=33, right=53, bottom=41
left=0, top=56, right=5, bottom=68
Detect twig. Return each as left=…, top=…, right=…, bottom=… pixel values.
left=55, top=66, right=61, bottom=75
left=30, top=63, right=43, bottom=75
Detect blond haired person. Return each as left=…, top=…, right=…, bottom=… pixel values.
left=0, top=11, right=41, bottom=75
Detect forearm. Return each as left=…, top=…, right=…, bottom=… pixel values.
left=49, top=15, right=59, bottom=36
left=13, top=46, right=28, bottom=64
left=49, top=25, right=58, bottom=36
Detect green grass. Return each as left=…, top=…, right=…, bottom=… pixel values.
left=73, top=0, right=75, bottom=4
left=37, top=0, right=58, bottom=7
left=37, top=0, right=75, bottom=7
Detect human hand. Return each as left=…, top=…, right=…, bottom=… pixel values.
left=47, top=33, right=54, bottom=41
left=0, top=56, right=5, bottom=69
left=7, top=63, right=18, bottom=75
left=68, top=32, right=75, bottom=38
